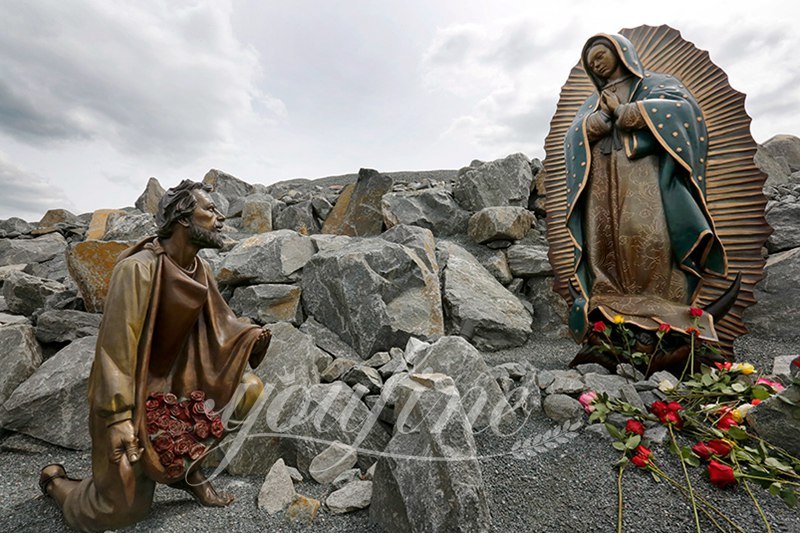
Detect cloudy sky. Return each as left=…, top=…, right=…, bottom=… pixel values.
left=0, top=0, right=797, bottom=220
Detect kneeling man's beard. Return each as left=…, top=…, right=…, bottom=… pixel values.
left=188, top=221, right=223, bottom=249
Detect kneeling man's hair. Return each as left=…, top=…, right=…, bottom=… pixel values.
left=156, top=179, right=213, bottom=238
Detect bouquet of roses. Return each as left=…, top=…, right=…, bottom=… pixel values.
left=144, top=390, right=225, bottom=479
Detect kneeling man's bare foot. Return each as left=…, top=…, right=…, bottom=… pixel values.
left=173, top=470, right=234, bottom=507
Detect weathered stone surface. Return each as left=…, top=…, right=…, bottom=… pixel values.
left=438, top=241, right=531, bottom=350
left=310, top=196, right=333, bottom=221
left=543, top=394, right=584, bottom=422
left=506, top=244, right=552, bottom=277
left=378, top=350, right=409, bottom=379
left=524, top=276, right=569, bottom=337
left=326, top=480, right=372, bottom=514
left=203, top=169, right=254, bottom=202
left=275, top=200, right=320, bottom=235
left=343, top=365, right=383, bottom=394
left=3, top=271, right=68, bottom=316
left=299, top=317, right=361, bottom=360
left=0, top=312, right=30, bottom=326
left=766, top=202, right=800, bottom=253
left=0, top=336, right=95, bottom=449
left=66, top=240, right=130, bottom=312
left=583, top=373, right=628, bottom=398
left=286, top=494, right=321, bottom=523
left=330, top=468, right=361, bottom=490
left=453, top=153, right=533, bottom=211
left=241, top=194, right=276, bottom=234
left=218, top=230, right=315, bottom=285
left=370, top=374, right=491, bottom=533
left=302, top=238, right=444, bottom=358
left=135, top=177, right=166, bottom=215
left=507, top=384, right=541, bottom=415
left=746, top=384, right=800, bottom=457
left=545, top=370, right=585, bottom=395
left=473, top=248, right=513, bottom=286
left=382, top=187, right=470, bottom=237
left=101, top=212, right=156, bottom=241
left=22, top=253, right=70, bottom=283
left=772, top=355, right=796, bottom=379
left=321, top=168, right=392, bottom=237
left=0, top=217, right=32, bottom=238
left=35, top=309, right=102, bottom=344
left=309, top=441, right=358, bottom=484
left=320, top=358, right=358, bottom=383
left=755, top=134, right=800, bottom=186
left=86, top=209, right=126, bottom=240
left=467, top=207, right=534, bottom=244
left=746, top=247, right=800, bottom=339
left=230, top=284, right=302, bottom=325
left=412, top=336, right=512, bottom=429
left=0, top=324, right=42, bottom=406
left=258, top=458, right=296, bottom=515
left=38, top=209, right=81, bottom=231
left=379, top=224, right=438, bottom=273
left=363, top=351, right=391, bottom=368
left=0, top=232, right=66, bottom=267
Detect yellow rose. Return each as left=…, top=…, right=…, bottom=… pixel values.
left=613, top=315, right=625, bottom=325
left=735, top=403, right=754, bottom=420
left=732, top=362, right=755, bottom=375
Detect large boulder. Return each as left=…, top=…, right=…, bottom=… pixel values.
left=229, top=284, right=302, bottom=325
left=437, top=242, right=531, bottom=350
left=203, top=169, right=254, bottom=204
left=755, top=134, right=800, bottom=186
left=0, top=232, right=67, bottom=267
left=274, top=200, right=321, bottom=235
left=0, top=324, right=42, bottom=406
left=299, top=317, right=361, bottom=360
left=241, top=194, right=277, bottom=234
left=66, top=240, right=131, bottom=312
left=101, top=212, right=157, bottom=241
left=506, top=244, right=552, bottom=277
left=453, top=153, right=533, bottom=211
left=0, top=336, right=96, bottom=449
left=370, top=374, right=491, bottom=533
left=86, top=209, right=127, bottom=240
left=467, top=207, right=535, bottom=244
left=746, top=384, right=800, bottom=457
left=0, top=217, right=32, bottom=238
left=35, top=309, right=102, bottom=344
left=766, top=201, right=800, bottom=253
left=382, top=187, right=470, bottom=237
left=746, top=247, right=800, bottom=340
left=217, top=230, right=315, bottom=285
left=302, top=237, right=444, bottom=358
left=411, top=336, right=512, bottom=429
left=379, top=224, right=438, bottom=272
left=135, top=177, right=166, bottom=215
left=321, top=168, right=393, bottom=236
left=3, top=271, right=68, bottom=316
left=37, top=209, right=81, bottom=232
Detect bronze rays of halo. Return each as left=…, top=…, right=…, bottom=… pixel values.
left=542, top=24, right=770, bottom=355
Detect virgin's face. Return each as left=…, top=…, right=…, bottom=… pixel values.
left=587, top=44, right=618, bottom=80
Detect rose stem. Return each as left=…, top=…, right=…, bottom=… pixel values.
left=669, top=424, right=701, bottom=533
left=732, top=456, right=771, bottom=533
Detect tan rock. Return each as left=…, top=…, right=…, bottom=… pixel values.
left=321, top=169, right=392, bottom=236
left=86, top=209, right=126, bottom=240
left=66, top=240, right=131, bottom=312
left=35, top=209, right=81, bottom=234
left=321, top=183, right=355, bottom=234
left=135, top=177, right=165, bottom=215
left=285, top=494, right=320, bottom=523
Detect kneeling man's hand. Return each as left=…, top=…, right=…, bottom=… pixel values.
left=109, top=419, right=143, bottom=464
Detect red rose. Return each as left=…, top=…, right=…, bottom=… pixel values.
left=167, top=420, right=184, bottom=438
left=188, top=443, right=206, bottom=460
left=592, top=321, right=606, bottom=333
left=174, top=435, right=193, bottom=456
left=793, top=357, right=800, bottom=368
left=708, top=460, right=737, bottom=488
left=178, top=406, right=193, bottom=422
left=146, top=422, right=159, bottom=436
left=145, top=409, right=158, bottom=423
left=634, top=445, right=652, bottom=459
left=159, top=450, right=175, bottom=466
left=631, top=449, right=651, bottom=469
left=650, top=401, right=669, bottom=418
left=751, top=398, right=761, bottom=406
left=190, top=390, right=206, bottom=402
left=625, top=419, right=645, bottom=437
left=145, top=398, right=160, bottom=411
left=163, top=392, right=178, bottom=406
left=707, top=439, right=733, bottom=458
left=192, top=401, right=206, bottom=416
left=194, top=420, right=210, bottom=440
left=210, top=417, right=225, bottom=438
left=664, top=411, right=683, bottom=428
left=658, top=323, right=671, bottom=333
left=666, top=401, right=683, bottom=413
left=166, top=461, right=185, bottom=479
left=689, top=307, right=703, bottom=318
left=716, top=414, right=738, bottom=431
left=692, top=442, right=714, bottom=461
left=686, top=326, right=700, bottom=337
left=715, top=361, right=732, bottom=371
left=153, top=435, right=174, bottom=453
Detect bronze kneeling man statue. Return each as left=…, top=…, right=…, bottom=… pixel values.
left=40, top=180, right=271, bottom=531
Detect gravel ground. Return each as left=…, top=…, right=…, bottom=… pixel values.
left=1, top=335, right=798, bottom=532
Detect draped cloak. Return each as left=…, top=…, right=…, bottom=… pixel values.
left=563, top=33, right=727, bottom=341
left=62, top=237, right=267, bottom=532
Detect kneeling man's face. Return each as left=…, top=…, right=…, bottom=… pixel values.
left=188, top=190, right=225, bottom=249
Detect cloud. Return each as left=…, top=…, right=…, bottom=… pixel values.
left=0, top=153, right=73, bottom=221
left=0, top=0, right=285, bottom=160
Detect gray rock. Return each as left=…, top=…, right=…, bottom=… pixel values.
left=0, top=324, right=42, bottom=406
left=363, top=351, right=391, bottom=368
left=274, top=200, right=321, bottom=235
left=217, top=230, right=315, bottom=284
left=403, top=337, right=430, bottom=366
left=210, top=192, right=232, bottom=218
left=545, top=371, right=585, bottom=395
left=258, top=458, right=296, bottom=515
left=536, top=370, right=555, bottom=389
left=755, top=134, right=800, bottom=186
left=620, top=383, right=645, bottom=412
left=310, top=196, right=333, bottom=221
left=230, top=284, right=302, bottom=325
left=370, top=374, right=491, bottom=533
left=0, top=217, right=32, bottom=238
left=506, top=385, right=541, bottom=415
left=644, top=425, right=669, bottom=445
left=583, top=373, right=629, bottom=398
left=321, top=168, right=393, bottom=237
left=309, top=441, right=358, bottom=484
left=746, top=384, right=800, bottom=457
left=745, top=248, right=800, bottom=339
left=524, top=276, right=570, bottom=338
left=766, top=202, right=800, bottom=253
left=473, top=248, right=513, bottom=286
left=772, top=355, right=796, bottom=379
left=343, top=365, right=383, bottom=394
left=0, top=336, right=95, bottom=449
left=0, top=312, right=30, bottom=326
left=330, top=468, right=362, bottom=490
left=326, top=480, right=372, bottom=514
left=0, top=433, right=50, bottom=454
left=496, top=362, right=528, bottom=380
left=320, top=358, right=358, bottom=383
left=381, top=187, right=470, bottom=237
left=453, top=153, right=533, bottom=211
left=299, top=317, right=361, bottom=360
left=203, top=169, right=254, bottom=203
left=467, top=207, right=534, bottom=244
left=241, top=194, right=277, bottom=234
left=378, top=350, right=409, bottom=379
left=542, top=394, right=584, bottom=422
left=506, top=244, right=552, bottom=277
left=412, top=336, right=513, bottom=429
left=35, top=309, right=101, bottom=344
left=287, top=466, right=303, bottom=482
left=22, top=253, right=69, bottom=283
left=309, top=233, right=353, bottom=255
left=3, top=271, right=68, bottom=317
left=0, top=232, right=66, bottom=267
left=649, top=371, right=679, bottom=390
left=575, top=363, right=610, bottom=375
left=438, top=241, right=531, bottom=351
left=379, top=224, right=438, bottom=273
left=135, top=177, right=165, bottom=215
left=302, top=237, right=444, bottom=358
left=616, top=363, right=645, bottom=381
left=102, top=212, right=157, bottom=241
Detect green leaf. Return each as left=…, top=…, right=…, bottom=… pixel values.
left=727, top=426, right=749, bottom=441
left=701, top=374, right=715, bottom=387
left=650, top=471, right=661, bottom=483
left=765, top=457, right=794, bottom=473
left=615, top=457, right=629, bottom=468
left=731, top=382, right=747, bottom=393
left=605, top=423, right=623, bottom=440
left=751, top=385, right=772, bottom=401
left=769, top=482, right=782, bottom=496
left=685, top=455, right=701, bottom=468
left=625, top=435, right=641, bottom=450
left=781, top=488, right=798, bottom=508
left=612, top=441, right=626, bottom=452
